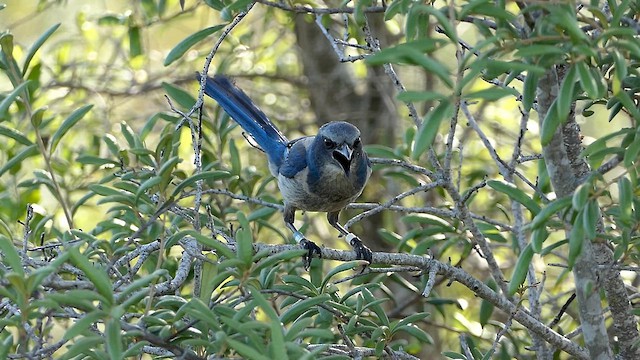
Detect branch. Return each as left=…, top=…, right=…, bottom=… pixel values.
left=249, top=242, right=588, bottom=359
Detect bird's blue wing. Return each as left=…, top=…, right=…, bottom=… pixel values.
left=201, top=74, right=288, bottom=168
left=279, top=140, right=308, bottom=178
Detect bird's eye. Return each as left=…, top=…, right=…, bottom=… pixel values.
left=324, top=138, right=336, bottom=149
left=353, top=137, right=361, bottom=147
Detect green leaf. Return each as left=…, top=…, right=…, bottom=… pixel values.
left=226, top=338, right=271, bottom=360
left=229, top=139, right=241, bottom=175
left=362, top=288, right=389, bottom=325
left=576, top=62, right=604, bottom=99
left=412, top=100, right=452, bottom=159
left=164, top=25, right=226, bottom=66
left=514, top=44, right=566, bottom=58
left=280, top=294, right=331, bottom=324
left=135, top=176, right=161, bottom=202
left=89, top=184, right=124, bottom=197
left=0, top=235, right=24, bottom=277
left=248, top=287, right=288, bottom=360
left=0, top=80, right=31, bottom=120
left=483, top=60, right=546, bottom=80
left=582, top=200, right=599, bottom=240
left=235, top=226, right=253, bottom=266
left=616, top=91, right=640, bottom=128
left=0, top=125, right=32, bottom=145
left=530, top=227, right=549, bottom=254
left=22, top=23, right=60, bottom=75
left=57, top=336, right=104, bottom=360
left=0, top=144, right=38, bottom=177
left=397, top=312, right=430, bottom=327
left=508, top=243, right=534, bottom=295
left=76, top=155, right=119, bottom=166
left=366, top=41, right=452, bottom=88
left=522, top=72, right=539, bottom=113
left=320, top=261, right=363, bottom=291
left=162, top=82, right=196, bottom=109
left=118, top=269, right=167, bottom=302
left=128, top=26, right=142, bottom=58
left=624, top=133, right=640, bottom=168
left=488, top=180, right=541, bottom=215
left=479, top=280, right=496, bottom=327
left=105, top=317, right=123, bottom=358
left=540, top=101, right=559, bottom=146
left=253, top=249, right=306, bottom=274
left=69, top=248, right=114, bottom=306
left=170, top=230, right=235, bottom=259
left=571, top=182, right=591, bottom=211
left=556, top=65, right=577, bottom=123
left=171, top=170, right=232, bottom=197
left=441, top=351, right=466, bottom=359
left=63, top=310, right=104, bottom=340
left=528, top=196, right=572, bottom=230
left=611, top=49, right=627, bottom=94
left=396, top=324, right=433, bottom=343
left=49, top=104, right=94, bottom=154
left=618, top=176, right=633, bottom=225
left=397, top=90, right=446, bottom=103
left=462, top=87, right=519, bottom=101
left=567, top=216, right=585, bottom=269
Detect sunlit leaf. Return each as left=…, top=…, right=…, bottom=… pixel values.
left=22, top=23, right=60, bottom=75
left=49, top=104, right=94, bottom=154
left=164, top=25, right=226, bottom=66
left=412, top=100, right=452, bottom=159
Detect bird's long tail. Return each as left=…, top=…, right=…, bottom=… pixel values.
left=201, top=74, right=288, bottom=168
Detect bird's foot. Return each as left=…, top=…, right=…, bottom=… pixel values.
left=299, top=238, right=322, bottom=270
left=345, top=233, right=372, bottom=264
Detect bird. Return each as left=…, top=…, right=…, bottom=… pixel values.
left=200, top=73, right=372, bottom=269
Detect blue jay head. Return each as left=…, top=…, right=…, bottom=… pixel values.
left=317, top=121, right=364, bottom=175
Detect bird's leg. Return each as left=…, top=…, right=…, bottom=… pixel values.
left=284, top=205, right=321, bottom=269
left=327, top=211, right=373, bottom=264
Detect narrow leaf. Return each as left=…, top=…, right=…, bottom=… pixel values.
left=412, top=100, right=452, bottom=159
left=571, top=182, right=591, bottom=210
left=528, top=196, right=572, bottom=229
left=164, top=25, right=226, bottom=66
left=508, top=243, right=534, bottom=295
left=69, top=248, right=113, bottom=306
left=106, top=317, right=123, bottom=358
left=576, top=62, right=600, bottom=99
left=567, top=216, right=585, bottom=269
left=49, top=104, right=93, bottom=153
left=22, top=23, right=60, bottom=75
left=62, top=311, right=104, bottom=340
left=582, top=200, right=599, bottom=240
left=556, top=65, right=577, bottom=123
left=540, top=101, right=559, bottom=146
left=0, top=80, right=31, bottom=119
left=488, top=180, right=541, bottom=215
left=0, top=125, right=32, bottom=145
left=0, top=144, right=38, bottom=177
left=0, top=235, right=24, bottom=277
left=618, top=176, right=633, bottom=225
left=171, top=170, right=232, bottom=197
left=280, top=294, right=331, bottom=324
left=530, top=227, right=549, bottom=253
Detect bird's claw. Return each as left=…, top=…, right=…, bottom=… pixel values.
left=348, top=235, right=373, bottom=264
left=299, top=238, right=322, bottom=270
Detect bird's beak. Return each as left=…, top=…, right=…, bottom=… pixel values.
left=333, top=143, right=353, bottom=175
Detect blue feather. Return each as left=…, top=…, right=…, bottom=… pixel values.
left=202, top=74, right=288, bottom=168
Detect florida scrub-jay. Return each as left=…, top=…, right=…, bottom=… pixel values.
left=201, top=74, right=372, bottom=268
